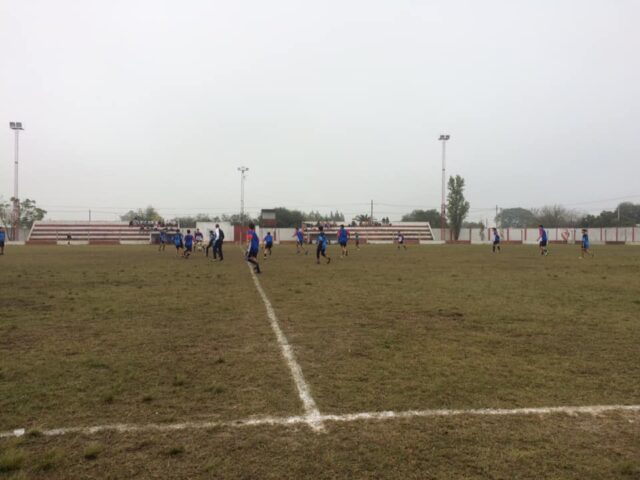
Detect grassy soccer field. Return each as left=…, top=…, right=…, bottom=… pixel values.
left=1, top=244, right=639, bottom=479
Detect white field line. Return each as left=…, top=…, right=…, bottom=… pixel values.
left=247, top=264, right=323, bottom=431
left=2, top=405, right=639, bottom=439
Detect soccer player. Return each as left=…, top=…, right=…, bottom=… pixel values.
left=396, top=231, right=407, bottom=250
left=316, top=226, right=331, bottom=264
left=492, top=227, right=501, bottom=253
left=263, top=231, right=274, bottom=258
left=173, top=229, right=184, bottom=256
left=158, top=229, right=167, bottom=252
left=580, top=228, right=594, bottom=258
left=337, top=224, right=349, bottom=257
left=294, top=227, right=307, bottom=255
left=194, top=228, right=204, bottom=253
left=213, top=224, right=224, bottom=261
left=183, top=229, right=194, bottom=258
left=246, top=223, right=261, bottom=273
left=206, top=230, right=215, bottom=257
left=0, top=226, right=6, bottom=255
left=354, top=231, right=360, bottom=250
left=537, top=224, right=549, bottom=256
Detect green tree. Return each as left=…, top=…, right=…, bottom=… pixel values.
left=495, top=207, right=537, bottom=228
left=120, top=205, right=162, bottom=222
left=401, top=209, right=443, bottom=226
left=354, top=214, right=372, bottom=225
left=16, top=198, right=47, bottom=229
left=446, top=175, right=470, bottom=240
left=580, top=202, right=640, bottom=227
left=266, top=207, right=305, bottom=228
left=531, top=205, right=581, bottom=228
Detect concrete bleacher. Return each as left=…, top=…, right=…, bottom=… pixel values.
left=28, top=221, right=151, bottom=245
left=304, top=223, right=435, bottom=244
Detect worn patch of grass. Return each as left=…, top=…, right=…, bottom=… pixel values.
left=0, top=246, right=300, bottom=431
left=83, top=442, right=103, bottom=460
left=0, top=448, right=25, bottom=472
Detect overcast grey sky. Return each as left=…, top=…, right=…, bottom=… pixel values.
left=1, top=0, right=639, bottom=222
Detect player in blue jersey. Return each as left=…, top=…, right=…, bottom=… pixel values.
left=246, top=223, right=261, bottom=273
left=316, top=226, right=331, bottom=264
left=537, top=225, right=549, bottom=256
left=293, top=228, right=309, bottom=255
left=173, top=229, right=184, bottom=256
left=263, top=231, right=274, bottom=258
left=492, top=228, right=501, bottom=253
left=337, top=224, right=349, bottom=257
left=183, top=229, right=194, bottom=258
left=580, top=228, right=594, bottom=258
left=0, top=226, right=5, bottom=255
left=158, top=229, right=167, bottom=252
left=206, top=229, right=215, bottom=257
left=294, top=227, right=307, bottom=255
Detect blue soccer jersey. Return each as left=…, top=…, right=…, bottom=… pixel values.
left=184, top=234, right=193, bottom=248
left=0, top=231, right=5, bottom=242
left=248, top=230, right=260, bottom=253
left=264, top=234, right=273, bottom=245
left=317, top=233, right=328, bottom=250
left=582, top=233, right=589, bottom=248
left=174, top=233, right=183, bottom=246
left=338, top=228, right=348, bottom=243
left=296, top=231, right=304, bottom=243
left=540, top=228, right=548, bottom=242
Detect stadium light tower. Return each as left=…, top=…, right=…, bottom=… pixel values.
left=9, top=122, right=24, bottom=241
left=438, top=134, right=450, bottom=242
left=237, top=166, right=249, bottom=244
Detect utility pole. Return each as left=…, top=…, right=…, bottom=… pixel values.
left=237, top=166, right=249, bottom=244
left=9, top=122, right=24, bottom=241
left=370, top=200, right=373, bottom=224
left=438, top=134, right=450, bottom=242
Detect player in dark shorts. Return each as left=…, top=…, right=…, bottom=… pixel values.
left=396, top=231, right=407, bottom=250
left=183, top=229, right=194, bottom=258
left=174, top=229, right=184, bottom=256
left=316, top=226, right=331, bottom=264
left=537, top=225, right=549, bottom=256
left=263, top=231, right=274, bottom=258
left=246, top=223, right=261, bottom=273
left=492, top=227, right=501, bottom=253
left=206, top=230, right=215, bottom=257
left=580, top=228, right=594, bottom=259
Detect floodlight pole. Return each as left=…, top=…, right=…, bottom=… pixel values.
left=9, top=122, right=24, bottom=241
left=238, top=166, right=249, bottom=244
left=438, top=134, right=450, bottom=242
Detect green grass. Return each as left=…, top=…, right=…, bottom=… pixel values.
left=259, top=244, right=640, bottom=413
left=0, top=243, right=639, bottom=478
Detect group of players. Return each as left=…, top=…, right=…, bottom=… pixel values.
left=242, top=223, right=411, bottom=274
left=159, top=224, right=226, bottom=260
left=160, top=222, right=597, bottom=274
left=491, top=225, right=594, bottom=258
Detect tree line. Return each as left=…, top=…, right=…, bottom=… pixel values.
left=495, top=203, right=640, bottom=228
